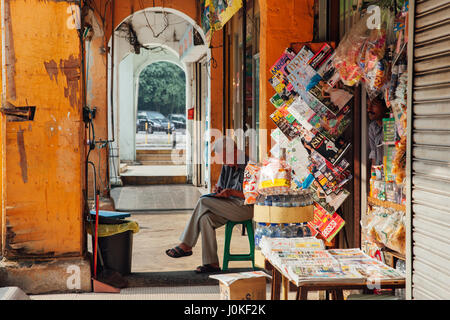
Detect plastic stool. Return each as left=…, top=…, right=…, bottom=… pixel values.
left=222, top=219, right=255, bottom=271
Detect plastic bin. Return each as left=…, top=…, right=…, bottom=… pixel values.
left=88, top=220, right=139, bottom=276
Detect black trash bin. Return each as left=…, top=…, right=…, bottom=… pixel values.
left=90, top=218, right=139, bottom=276
left=98, top=228, right=133, bottom=276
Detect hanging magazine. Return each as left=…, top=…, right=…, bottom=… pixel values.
left=306, top=131, right=351, bottom=165
left=270, top=47, right=297, bottom=82
left=310, top=181, right=350, bottom=215
left=308, top=203, right=346, bottom=243
left=307, top=151, right=352, bottom=195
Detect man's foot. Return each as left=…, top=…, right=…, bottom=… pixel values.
left=194, top=264, right=221, bottom=274
left=165, top=246, right=193, bottom=258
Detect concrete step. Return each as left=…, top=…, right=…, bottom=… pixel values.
left=136, top=149, right=185, bottom=155
left=121, top=175, right=187, bottom=186
left=119, top=163, right=128, bottom=174
left=136, top=154, right=185, bottom=161
left=137, top=160, right=186, bottom=166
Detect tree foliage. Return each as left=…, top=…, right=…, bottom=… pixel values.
left=138, top=61, right=186, bottom=116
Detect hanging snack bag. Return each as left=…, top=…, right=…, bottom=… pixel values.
left=243, top=162, right=261, bottom=205
left=257, top=157, right=292, bottom=195
left=333, top=15, right=371, bottom=86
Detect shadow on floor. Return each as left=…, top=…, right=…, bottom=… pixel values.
left=125, top=268, right=264, bottom=288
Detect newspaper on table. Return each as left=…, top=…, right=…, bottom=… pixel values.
left=261, top=238, right=405, bottom=286
left=260, top=237, right=326, bottom=258
left=209, top=271, right=271, bottom=286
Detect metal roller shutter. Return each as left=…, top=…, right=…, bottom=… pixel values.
left=410, top=0, right=450, bottom=300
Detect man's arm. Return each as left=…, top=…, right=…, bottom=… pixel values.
left=214, top=188, right=244, bottom=199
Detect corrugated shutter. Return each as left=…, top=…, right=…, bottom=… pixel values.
left=411, top=0, right=450, bottom=300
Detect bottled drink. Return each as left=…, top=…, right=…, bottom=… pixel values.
left=272, top=195, right=280, bottom=207
left=271, top=223, right=281, bottom=238
left=264, top=195, right=272, bottom=206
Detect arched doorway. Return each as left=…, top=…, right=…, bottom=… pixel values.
left=107, top=8, right=210, bottom=189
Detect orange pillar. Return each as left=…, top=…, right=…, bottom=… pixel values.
left=0, top=0, right=90, bottom=293
left=209, top=29, right=224, bottom=188
left=258, top=0, right=315, bottom=158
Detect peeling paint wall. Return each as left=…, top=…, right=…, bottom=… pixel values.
left=2, top=0, right=84, bottom=259
left=258, top=0, right=314, bottom=157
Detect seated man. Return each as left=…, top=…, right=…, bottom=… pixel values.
left=166, top=136, right=254, bottom=273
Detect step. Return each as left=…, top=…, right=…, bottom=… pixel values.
left=136, top=154, right=185, bottom=161
left=136, top=149, right=185, bottom=155
left=119, top=163, right=128, bottom=174
left=121, top=175, right=187, bottom=186
left=137, top=160, right=186, bottom=166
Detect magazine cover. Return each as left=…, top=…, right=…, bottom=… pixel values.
left=307, top=151, right=352, bottom=195
left=310, top=181, right=350, bottom=215
left=308, top=43, right=334, bottom=71
left=306, top=131, right=351, bottom=165
left=286, top=45, right=321, bottom=93
left=287, top=97, right=316, bottom=131
left=270, top=107, right=303, bottom=141
left=309, top=80, right=354, bottom=116
left=269, top=75, right=297, bottom=102
left=270, top=47, right=297, bottom=81
left=270, top=93, right=286, bottom=108
left=308, top=203, right=346, bottom=243
left=317, top=52, right=340, bottom=88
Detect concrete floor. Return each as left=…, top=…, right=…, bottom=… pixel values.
left=120, top=166, right=187, bottom=177
left=111, top=185, right=201, bottom=211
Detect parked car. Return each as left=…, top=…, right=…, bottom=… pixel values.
left=136, top=114, right=153, bottom=133
left=146, top=111, right=175, bottom=134
left=168, top=114, right=186, bottom=129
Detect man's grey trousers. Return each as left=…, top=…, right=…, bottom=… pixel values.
left=179, top=196, right=254, bottom=266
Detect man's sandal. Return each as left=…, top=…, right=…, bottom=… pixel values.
left=194, top=264, right=221, bottom=274
left=165, top=246, right=193, bottom=258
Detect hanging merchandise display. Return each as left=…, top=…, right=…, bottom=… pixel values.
left=330, top=1, right=409, bottom=267
left=249, top=40, right=355, bottom=251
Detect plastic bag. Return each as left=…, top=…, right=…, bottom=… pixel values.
left=87, top=220, right=140, bottom=237
left=333, top=15, right=371, bottom=86
left=257, top=157, right=292, bottom=195
left=243, top=162, right=261, bottom=205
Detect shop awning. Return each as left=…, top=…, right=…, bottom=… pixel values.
left=201, top=0, right=243, bottom=45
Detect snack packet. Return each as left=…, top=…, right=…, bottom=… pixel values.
left=243, top=162, right=261, bottom=205
left=257, top=157, right=292, bottom=195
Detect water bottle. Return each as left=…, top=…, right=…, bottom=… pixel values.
left=264, top=195, right=272, bottom=206
left=255, top=223, right=265, bottom=249
left=256, top=194, right=265, bottom=206
left=302, top=224, right=312, bottom=237
left=272, top=195, right=280, bottom=207
left=296, top=223, right=304, bottom=237
left=271, top=223, right=281, bottom=238
left=261, top=223, right=271, bottom=238
left=280, top=224, right=289, bottom=238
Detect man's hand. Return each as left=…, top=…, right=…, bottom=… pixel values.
left=212, top=185, right=222, bottom=193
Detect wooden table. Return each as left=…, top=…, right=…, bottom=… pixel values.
left=265, top=259, right=406, bottom=300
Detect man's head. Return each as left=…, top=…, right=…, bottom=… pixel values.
left=368, top=95, right=387, bottom=122
left=212, top=136, right=238, bottom=166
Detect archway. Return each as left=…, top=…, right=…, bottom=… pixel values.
left=107, top=8, right=210, bottom=188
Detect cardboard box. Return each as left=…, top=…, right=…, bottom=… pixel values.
left=253, top=205, right=314, bottom=223
left=210, top=271, right=271, bottom=300
left=255, top=249, right=266, bottom=269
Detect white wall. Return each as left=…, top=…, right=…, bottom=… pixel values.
left=118, top=54, right=136, bottom=161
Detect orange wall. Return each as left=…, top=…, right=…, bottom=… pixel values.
left=209, top=29, right=224, bottom=188
left=258, top=0, right=315, bottom=158
left=2, top=1, right=84, bottom=258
